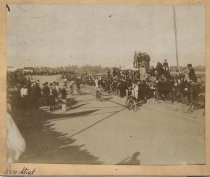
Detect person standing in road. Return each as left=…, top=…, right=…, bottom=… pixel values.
left=20, top=84, right=28, bottom=110
left=94, top=77, right=102, bottom=101
left=49, top=83, right=57, bottom=111
left=34, top=81, right=42, bottom=108
left=42, top=82, right=50, bottom=106
left=69, top=80, right=74, bottom=95
left=61, top=84, right=67, bottom=111
left=76, top=76, right=82, bottom=95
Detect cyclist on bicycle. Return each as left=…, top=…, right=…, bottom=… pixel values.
left=76, top=76, right=82, bottom=95
left=94, top=76, right=102, bottom=101
left=126, top=85, right=132, bottom=98
left=132, top=82, right=139, bottom=101
left=126, top=82, right=139, bottom=100
left=126, top=81, right=139, bottom=110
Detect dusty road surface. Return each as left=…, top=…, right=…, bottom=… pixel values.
left=12, top=75, right=205, bottom=165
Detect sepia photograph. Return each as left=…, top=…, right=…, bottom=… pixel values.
left=6, top=4, right=205, bottom=166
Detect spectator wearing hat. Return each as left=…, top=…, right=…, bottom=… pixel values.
left=20, top=84, right=28, bottom=110
left=61, top=85, right=67, bottom=100
left=61, top=85, right=67, bottom=111
left=187, top=64, right=197, bottom=82
left=54, top=82, right=59, bottom=107
left=29, top=81, right=36, bottom=108
left=33, top=82, right=42, bottom=108
left=69, top=80, right=74, bottom=95
left=43, top=82, right=50, bottom=105
left=148, top=65, right=156, bottom=77
left=163, top=59, right=168, bottom=67
left=49, top=83, right=57, bottom=111
left=163, top=59, right=170, bottom=78
left=175, top=69, right=184, bottom=81
left=76, top=76, right=82, bottom=95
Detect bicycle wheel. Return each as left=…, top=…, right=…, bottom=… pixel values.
left=126, top=99, right=133, bottom=110
left=133, top=102, right=140, bottom=112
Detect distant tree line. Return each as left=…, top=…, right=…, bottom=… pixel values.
left=18, top=65, right=110, bottom=75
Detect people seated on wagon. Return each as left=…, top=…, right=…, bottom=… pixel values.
left=148, top=65, right=156, bottom=77
left=156, top=62, right=165, bottom=77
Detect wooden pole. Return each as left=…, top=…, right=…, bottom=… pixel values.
left=173, top=6, right=179, bottom=70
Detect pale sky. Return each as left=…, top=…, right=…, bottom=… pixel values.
left=7, top=4, right=205, bottom=68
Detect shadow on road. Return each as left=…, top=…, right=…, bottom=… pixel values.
left=11, top=97, right=102, bottom=164
left=48, top=109, right=99, bottom=120
left=68, top=107, right=126, bottom=138
left=101, top=96, right=113, bottom=101
left=117, top=152, right=141, bottom=165
left=66, top=103, right=86, bottom=111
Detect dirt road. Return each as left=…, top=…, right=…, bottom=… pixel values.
left=13, top=76, right=205, bottom=165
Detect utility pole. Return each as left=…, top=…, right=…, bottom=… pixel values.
left=173, top=6, right=179, bottom=70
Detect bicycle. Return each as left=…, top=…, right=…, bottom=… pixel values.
left=126, top=90, right=141, bottom=111
left=126, top=95, right=134, bottom=110
left=96, top=89, right=102, bottom=101
left=77, top=84, right=82, bottom=95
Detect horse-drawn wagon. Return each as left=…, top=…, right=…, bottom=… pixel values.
left=133, top=51, right=150, bottom=72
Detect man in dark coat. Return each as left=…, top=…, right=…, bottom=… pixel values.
left=163, top=59, right=170, bottom=78
left=61, top=85, right=67, bottom=100
left=43, top=82, right=50, bottom=105
left=187, top=64, right=197, bottom=82
left=163, top=59, right=168, bottom=67
left=156, top=62, right=165, bottom=77
left=33, top=82, right=42, bottom=108
left=49, top=83, right=57, bottom=111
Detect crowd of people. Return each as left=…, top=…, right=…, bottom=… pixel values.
left=7, top=76, right=68, bottom=112
left=6, top=60, right=205, bottom=164
left=63, top=60, right=205, bottom=109
left=61, top=60, right=205, bottom=111
left=5, top=59, right=205, bottom=165
left=7, top=60, right=205, bottom=113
